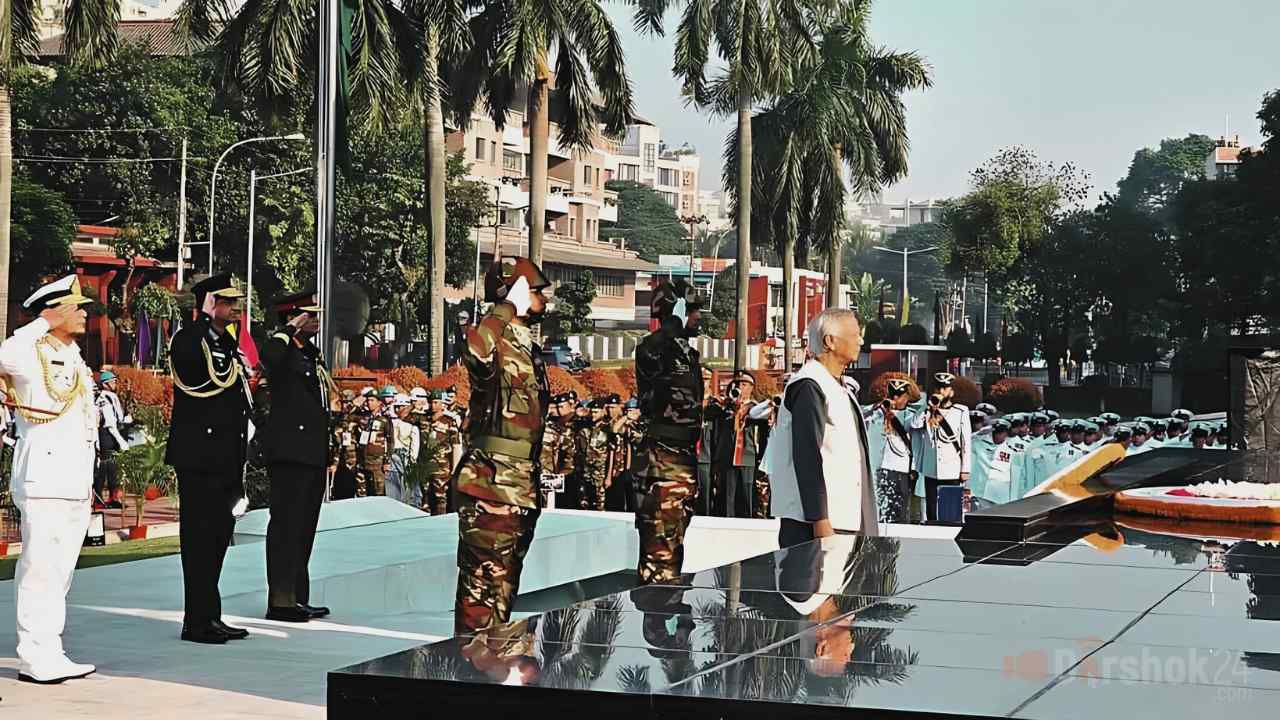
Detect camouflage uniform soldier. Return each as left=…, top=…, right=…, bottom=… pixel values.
left=422, top=391, right=461, bottom=515
left=454, top=257, right=552, bottom=634
left=633, top=279, right=704, bottom=585
left=357, top=387, right=395, bottom=496
left=332, top=389, right=371, bottom=498
left=577, top=399, right=614, bottom=511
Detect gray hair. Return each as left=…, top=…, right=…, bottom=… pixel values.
left=806, top=307, right=859, bottom=354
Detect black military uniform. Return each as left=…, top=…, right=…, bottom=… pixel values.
left=167, top=274, right=252, bottom=644
left=260, top=291, right=334, bottom=623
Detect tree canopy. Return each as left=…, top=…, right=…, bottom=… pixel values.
left=600, top=180, right=687, bottom=262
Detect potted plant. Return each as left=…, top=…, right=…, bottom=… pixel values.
left=115, top=435, right=174, bottom=539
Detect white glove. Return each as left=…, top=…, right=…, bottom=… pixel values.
left=507, top=275, right=533, bottom=317
left=201, top=291, right=218, bottom=317
left=231, top=496, right=249, bottom=517
left=671, top=298, right=688, bottom=328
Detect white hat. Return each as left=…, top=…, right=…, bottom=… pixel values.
left=393, top=393, right=412, bottom=407
left=24, top=275, right=92, bottom=310
left=410, top=387, right=429, bottom=400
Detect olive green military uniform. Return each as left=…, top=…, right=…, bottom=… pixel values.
left=331, top=411, right=363, bottom=497
left=576, top=417, right=614, bottom=511
left=454, top=299, right=550, bottom=634
left=422, top=413, right=460, bottom=515
left=358, top=413, right=393, bottom=496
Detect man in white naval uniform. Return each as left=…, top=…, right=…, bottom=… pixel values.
left=911, top=372, right=972, bottom=522
left=0, top=276, right=98, bottom=684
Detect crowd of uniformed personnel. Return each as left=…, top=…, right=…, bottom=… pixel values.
left=326, top=385, right=463, bottom=511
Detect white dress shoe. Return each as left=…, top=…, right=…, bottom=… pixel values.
left=18, top=658, right=96, bottom=684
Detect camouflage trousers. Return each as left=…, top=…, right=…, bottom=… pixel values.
left=424, top=470, right=452, bottom=516
left=753, top=470, right=771, bottom=519
left=578, top=474, right=608, bottom=512
left=634, top=440, right=697, bottom=585
left=361, top=462, right=386, bottom=496
left=454, top=494, right=540, bottom=634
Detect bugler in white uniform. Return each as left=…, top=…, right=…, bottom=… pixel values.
left=0, top=276, right=98, bottom=684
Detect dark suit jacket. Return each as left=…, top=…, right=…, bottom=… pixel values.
left=166, top=313, right=251, bottom=474
left=259, top=326, right=331, bottom=468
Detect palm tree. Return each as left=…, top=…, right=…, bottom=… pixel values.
left=636, top=0, right=825, bottom=371
left=447, top=0, right=636, bottom=271
left=727, top=0, right=929, bottom=364
left=2, top=0, right=122, bottom=338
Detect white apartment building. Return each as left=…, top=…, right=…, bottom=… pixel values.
left=614, top=126, right=701, bottom=217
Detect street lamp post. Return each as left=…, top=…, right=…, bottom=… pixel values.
left=195, top=133, right=306, bottom=278
left=873, top=244, right=937, bottom=323
left=246, top=167, right=309, bottom=328
left=475, top=176, right=528, bottom=310
left=680, top=214, right=708, bottom=287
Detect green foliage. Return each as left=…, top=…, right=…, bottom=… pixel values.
left=600, top=181, right=687, bottom=262
left=132, top=282, right=180, bottom=321
left=338, top=138, right=488, bottom=331
left=130, top=403, right=170, bottom=443
left=552, top=270, right=597, bottom=337
left=115, top=439, right=175, bottom=526
left=941, top=146, right=1090, bottom=283
left=1116, top=134, right=1216, bottom=210
left=849, top=272, right=888, bottom=326
left=8, top=173, right=75, bottom=298
left=726, top=2, right=932, bottom=274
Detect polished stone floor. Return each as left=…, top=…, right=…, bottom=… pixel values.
left=331, top=529, right=1280, bottom=719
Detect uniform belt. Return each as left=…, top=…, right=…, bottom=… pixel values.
left=472, top=435, right=534, bottom=460
left=646, top=424, right=699, bottom=444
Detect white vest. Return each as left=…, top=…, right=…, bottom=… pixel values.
left=764, top=360, right=868, bottom=532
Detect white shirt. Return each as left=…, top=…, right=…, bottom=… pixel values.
left=912, top=401, right=972, bottom=480
left=867, top=406, right=914, bottom=474
left=0, top=318, right=96, bottom=500
left=97, top=388, right=130, bottom=448
left=392, top=417, right=421, bottom=462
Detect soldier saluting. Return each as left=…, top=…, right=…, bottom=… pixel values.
left=259, top=290, right=335, bottom=623
left=454, top=256, right=552, bottom=633
left=633, top=279, right=704, bottom=585
left=1, top=276, right=98, bottom=684
left=167, top=274, right=252, bottom=645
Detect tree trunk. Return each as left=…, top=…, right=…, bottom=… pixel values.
left=423, top=30, right=447, bottom=375
left=0, top=84, right=12, bottom=339
left=528, top=57, right=551, bottom=269
left=826, top=238, right=842, bottom=309
left=734, top=89, right=751, bottom=372
left=782, top=234, right=795, bottom=371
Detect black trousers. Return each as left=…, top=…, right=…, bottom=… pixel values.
left=778, top=518, right=816, bottom=548
left=178, top=469, right=240, bottom=626
left=266, top=463, right=327, bottom=608
left=720, top=466, right=754, bottom=518
left=696, top=463, right=713, bottom=516
left=94, top=431, right=120, bottom=500
left=925, top=476, right=963, bottom=523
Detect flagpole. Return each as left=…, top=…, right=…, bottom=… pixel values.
left=316, top=0, right=339, bottom=363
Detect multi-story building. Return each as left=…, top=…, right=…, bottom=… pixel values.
left=614, top=128, right=701, bottom=216
left=698, top=190, right=733, bottom=231
left=854, top=191, right=943, bottom=238
left=1205, top=134, right=1259, bottom=180
left=445, top=91, right=712, bottom=328
left=38, top=0, right=179, bottom=38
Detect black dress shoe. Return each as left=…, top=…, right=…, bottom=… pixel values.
left=265, top=605, right=312, bottom=623
left=212, top=619, right=250, bottom=640
left=181, top=624, right=229, bottom=644
left=301, top=604, right=331, bottom=619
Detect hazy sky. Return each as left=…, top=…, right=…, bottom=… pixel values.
left=607, top=0, right=1280, bottom=202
